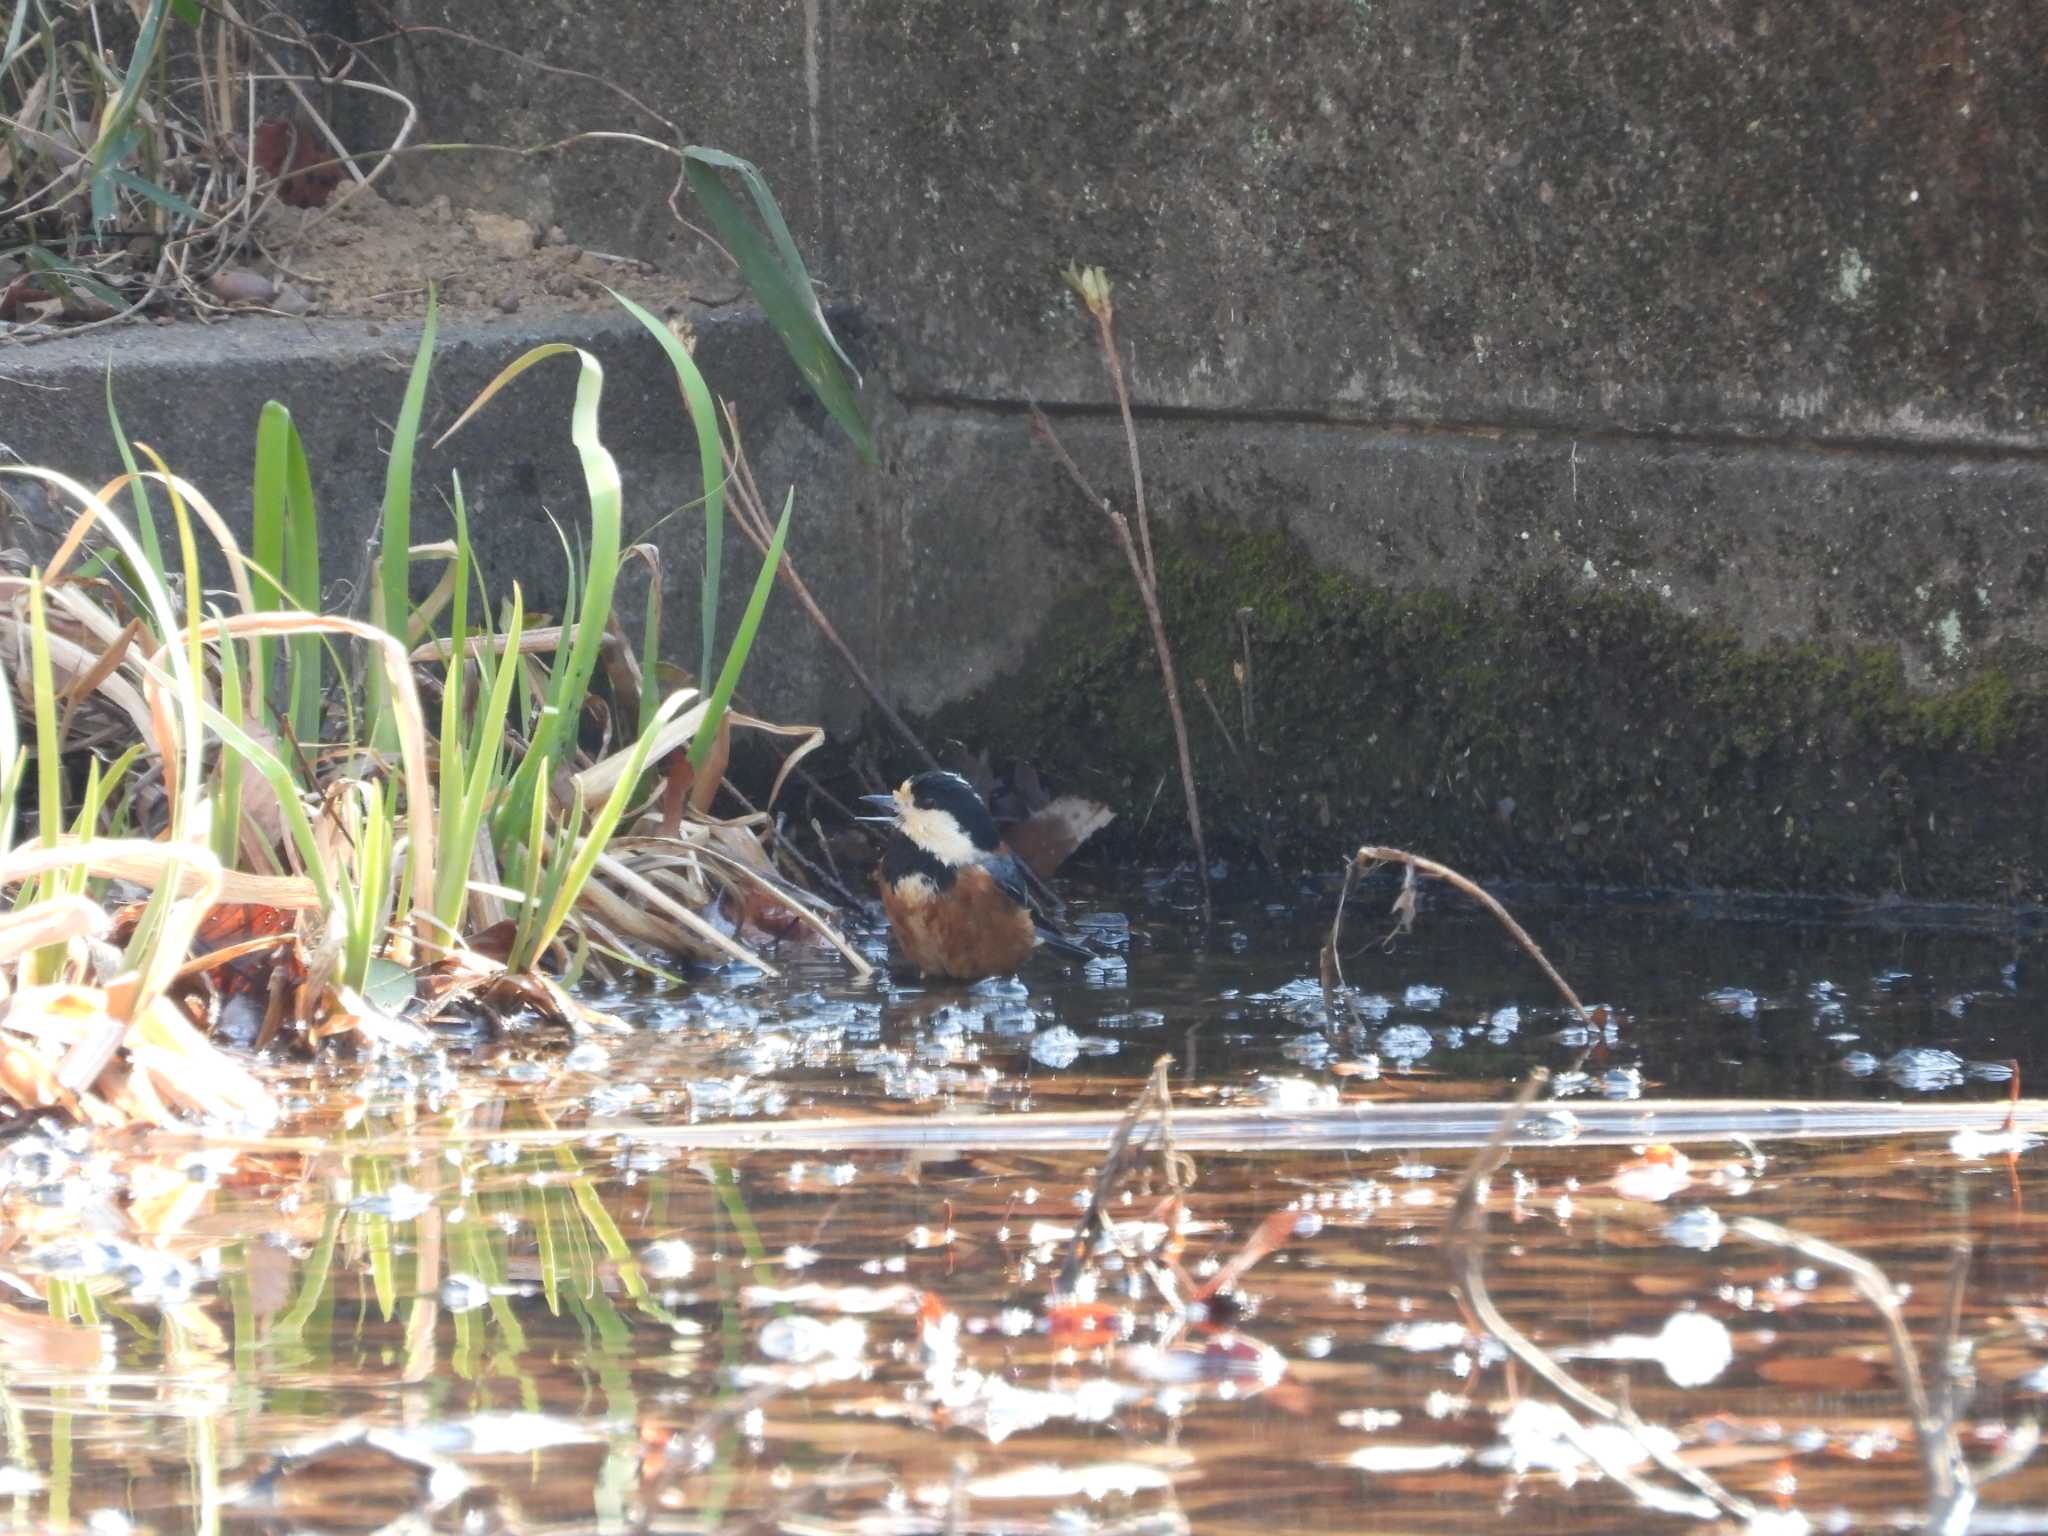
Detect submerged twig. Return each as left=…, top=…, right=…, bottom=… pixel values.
left=1057, top=1054, right=1186, bottom=1295
left=1447, top=1072, right=1762, bottom=1526
left=1733, top=1218, right=1975, bottom=1530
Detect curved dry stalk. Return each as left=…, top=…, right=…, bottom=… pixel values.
left=0, top=608, right=155, bottom=743
left=571, top=695, right=709, bottom=802
left=670, top=837, right=872, bottom=978
left=1732, top=1217, right=1972, bottom=1526
left=0, top=835, right=226, bottom=1097
left=1349, top=846, right=1593, bottom=1027
left=585, top=852, right=774, bottom=974
left=30, top=838, right=316, bottom=909
left=2, top=467, right=208, bottom=836
left=0, top=895, right=107, bottom=966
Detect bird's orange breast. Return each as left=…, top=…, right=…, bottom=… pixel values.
left=880, top=864, right=1037, bottom=981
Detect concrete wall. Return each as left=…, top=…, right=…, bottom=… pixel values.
left=9, top=1, right=2048, bottom=894
left=375, top=1, right=2048, bottom=673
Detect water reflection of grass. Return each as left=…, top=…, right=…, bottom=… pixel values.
left=3, top=1082, right=2047, bottom=1531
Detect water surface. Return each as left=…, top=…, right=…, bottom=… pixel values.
left=5, top=889, right=2045, bottom=1534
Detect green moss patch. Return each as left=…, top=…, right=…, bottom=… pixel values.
left=924, top=521, right=2048, bottom=899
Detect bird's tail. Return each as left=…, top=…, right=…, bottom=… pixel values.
left=1035, top=927, right=1099, bottom=963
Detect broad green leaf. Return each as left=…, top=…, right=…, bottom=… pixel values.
left=610, top=287, right=725, bottom=684
left=683, top=149, right=874, bottom=464
left=28, top=246, right=125, bottom=310
left=103, top=166, right=201, bottom=222
left=89, top=0, right=168, bottom=181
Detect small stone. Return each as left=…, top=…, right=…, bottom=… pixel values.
left=495, top=293, right=521, bottom=314
left=465, top=210, right=536, bottom=261
left=205, top=267, right=274, bottom=305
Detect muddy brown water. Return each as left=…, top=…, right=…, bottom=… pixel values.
left=6, top=886, right=2048, bottom=1533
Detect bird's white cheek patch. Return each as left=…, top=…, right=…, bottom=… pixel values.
left=893, top=872, right=939, bottom=907
left=897, top=805, right=980, bottom=867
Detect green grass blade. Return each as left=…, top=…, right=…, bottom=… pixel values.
left=434, top=474, right=471, bottom=924
left=683, top=149, right=874, bottom=464
left=435, top=591, right=524, bottom=932
left=87, top=0, right=169, bottom=192
left=213, top=616, right=244, bottom=867
left=26, top=246, right=124, bottom=311
left=0, top=627, right=16, bottom=864
left=688, top=487, right=791, bottom=768
left=442, top=345, right=620, bottom=846
left=280, top=413, right=322, bottom=743
left=101, top=166, right=200, bottom=223
left=522, top=686, right=701, bottom=964
left=636, top=555, right=662, bottom=737
left=372, top=288, right=438, bottom=746
left=609, top=288, right=723, bottom=684
left=26, top=580, right=58, bottom=852
left=2, top=2, right=32, bottom=73
left=104, top=373, right=165, bottom=595
left=251, top=403, right=290, bottom=711
left=201, top=702, right=334, bottom=918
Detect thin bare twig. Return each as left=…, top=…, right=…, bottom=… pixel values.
left=1088, top=289, right=1155, bottom=589
left=1320, top=849, right=1364, bottom=1020
left=1031, top=386, right=1211, bottom=918
left=715, top=402, right=940, bottom=773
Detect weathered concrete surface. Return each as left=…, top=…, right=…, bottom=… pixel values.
left=833, top=2, right=2048, bottom=448
left=378, top=2, right=2048, bottom=447
left=901, top=411, right=2048, bottom=896
left=10, top=1, right=2048, bottom=895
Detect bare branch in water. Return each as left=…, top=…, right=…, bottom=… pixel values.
left=1447, top=1072, right=1763, bottom=1525
left=1347, top=846, right=1593, bottom=1027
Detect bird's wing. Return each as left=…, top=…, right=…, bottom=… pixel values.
left=980, top=849, right=1033, bottom=910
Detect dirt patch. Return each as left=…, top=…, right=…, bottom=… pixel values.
left=254, top=187, right=701, bottom=321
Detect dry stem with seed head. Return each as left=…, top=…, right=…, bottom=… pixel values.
left=1033, top=268, right=1210, bottom=915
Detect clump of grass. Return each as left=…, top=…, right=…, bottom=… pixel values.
left=0, top=281, right=863, bottom=1130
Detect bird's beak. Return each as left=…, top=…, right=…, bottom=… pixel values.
left=858, top=792, right=901, bottom=825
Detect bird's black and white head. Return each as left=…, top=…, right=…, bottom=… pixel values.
left=865, top=770, right=999, bottom=869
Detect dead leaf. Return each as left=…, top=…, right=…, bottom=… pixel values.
left=1006, top=794, right=1115, bottom=880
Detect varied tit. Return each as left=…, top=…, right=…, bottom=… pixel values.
left=863, top=770, right=1092, bottom=981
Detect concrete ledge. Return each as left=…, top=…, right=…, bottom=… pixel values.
left=1, top=308, right=891, bottom=733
